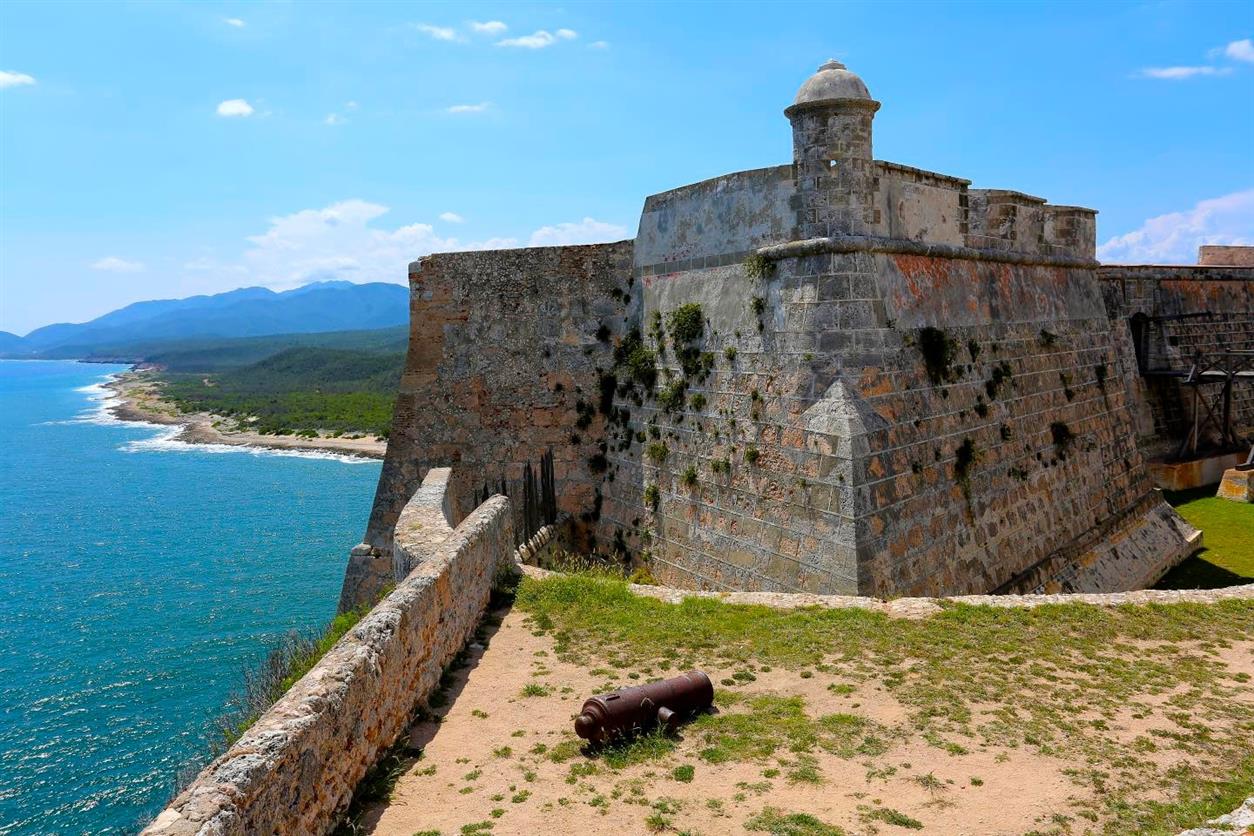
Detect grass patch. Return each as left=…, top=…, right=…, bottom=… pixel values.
left=516, top=572, right=1254, bottom=831
left=746, top=807, right=846, bottom=835
left=214, top=604, right=369, bottom=750
left=1157, top=486, right=1254, bottom=589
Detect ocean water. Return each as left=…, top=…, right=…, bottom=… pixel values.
left=0, top=360, right=382, bottom=834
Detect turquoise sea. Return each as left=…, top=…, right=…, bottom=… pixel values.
left=0, top=360, right=382, bottom=834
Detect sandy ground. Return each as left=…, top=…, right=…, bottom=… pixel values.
left=359, top=606, right=1129, bottom=836
left=105, top=370, right=387, bottom=460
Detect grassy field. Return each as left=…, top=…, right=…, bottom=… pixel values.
left=361, top=575, right=1254, bottom=835
left=1157, top=487, right=1254, bottom=589
left=504, top=574, right=1253, bottom=834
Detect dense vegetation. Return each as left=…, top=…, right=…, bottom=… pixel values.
left=159, top=346, right=404, bottom=437
left=127, top=325, right=408, bottom=372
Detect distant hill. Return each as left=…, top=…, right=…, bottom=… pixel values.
left=2, top=281, right=408, bottom=359
left=78, top=324, right=410, bottom=372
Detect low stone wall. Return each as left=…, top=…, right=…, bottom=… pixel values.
left=340, top=467, right=457, bottom=612
left=145, top=494, right=515, bottom=836
left=518, top=564, right=1254, bottom=619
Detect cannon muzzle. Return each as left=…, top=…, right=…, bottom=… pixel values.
left=573, top=670, right=713, bottom=743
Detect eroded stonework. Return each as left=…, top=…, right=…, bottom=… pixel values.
left=348, top=60, right=1252, bottom=608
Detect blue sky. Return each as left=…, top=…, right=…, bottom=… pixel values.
left=1, top=0, right=1251, bottom=334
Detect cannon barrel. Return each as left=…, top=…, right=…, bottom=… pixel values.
left=573, top=670, right=713, bottom=743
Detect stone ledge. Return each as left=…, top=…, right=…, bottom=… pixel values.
left=517, top=564, right=1254, bottom=620
left=757, top=234, right=1099, bottom=270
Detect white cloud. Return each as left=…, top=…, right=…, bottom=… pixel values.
left=439, top=212, right=465, bottom=223
left=223, top=17, right=245, bottom=28
left=528, top=217, right=628, bottom=247
left=235, top=199, right=528, bottom=288
left=470, top=20, right=507, bottom=35
left=1225, top=38, right=1254, bottom=63
left=1137, top=65, right=1231, bottom=80
left=589, top=40, right=610, bottom=49
left=1097, top=189, right=1254, bottom=264
left=496, top=29, right=576, bottom=49
left=325, top=113, right=347, bottom=126
left=446, top=102, right=490, bottom=114
left=416, top=23, right=461, bottom=42
left=175, top=201, right=628, bottom=290
left=0, top=70, right=36, bottom=89
left=91, top=256, right=145, bottom=273
left=216, top=98, right=255, bottom=117
left=345, top=100, right=358, bottom=110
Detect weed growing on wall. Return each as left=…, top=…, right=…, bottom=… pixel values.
left=954, top=437, right=979, bottom=498
left=917, top=327, right=959, bottom=386
left=744, top=253, right=776, bottom=280
left=1050, top=421, right=1075, bottom=458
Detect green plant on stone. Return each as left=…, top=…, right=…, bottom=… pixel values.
left=646, top=443, right=669, bottom=464
left=644, top=483, right=660, bottom=509
left=657, top=379, right=686, bottom=413
left=668, top=303, right=705, bottom=346
left=744, top=252, right=776, bottom=280
left=917, top=327, right=959, bottom=386
left=745, top=445, right=760, bottom=465
left=954, top=437, right=978, bottom=498
left=682, top=465, right=699, bottom=489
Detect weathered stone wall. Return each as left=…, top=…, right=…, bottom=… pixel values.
left=144, top=493, right=514, bottom=836
left=340, top=467, right=457, bottom=610
left=361, top=242, right=635, bottom=560
left=598, top=239, right=1196, bottom=596
left=1099, top=264, right=1254, bottom=459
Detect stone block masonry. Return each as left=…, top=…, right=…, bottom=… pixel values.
left=362, top=241, right=634, bottom=563
left=145, top=492, right=515, bottom=835
left=350, top=59, right=1242, bottom=602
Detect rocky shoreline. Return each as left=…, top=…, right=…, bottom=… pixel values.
left=104, top=369, right=387, bottom=460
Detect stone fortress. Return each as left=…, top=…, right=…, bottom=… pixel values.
left=343, top=59, right=1254, bottom=609
left=146, top=60, right=1254, bottom=836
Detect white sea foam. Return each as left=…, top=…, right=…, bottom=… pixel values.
left=65, top=370, right=377, bottom=465
left=120, top=426, right=377, bottom=464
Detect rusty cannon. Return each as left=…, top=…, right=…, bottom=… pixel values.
left=573, top=670, right=714, bottom=743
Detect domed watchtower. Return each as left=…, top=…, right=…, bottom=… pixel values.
left=785, top=59, right=881, bottom=238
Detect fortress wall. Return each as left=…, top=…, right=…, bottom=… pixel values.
left=871, top=161, right=968, bottom=246
left=145, top=495, right=515, bottom=836
left=1099, top=265, right=1254, bottom=458
left=362, top=241, right=635, bottom=558
left=601, top=244, right=1195, bottom=596
left=634, top=165, right=795, bottom=271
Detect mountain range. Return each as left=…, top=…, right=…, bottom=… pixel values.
left=1, top=281, right=409, bottom=360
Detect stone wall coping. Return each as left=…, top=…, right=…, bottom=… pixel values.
left=1097, top=264, right=1254, bottom=280
left=392, top=466, right=457, bottom=580
left=873, top=159, right=971, bottom=187
left=518, top=564, right=1254, bottom=619
left=145, top=495, right=515, bottom=835
left=756, top=234, right=1099, bottom=270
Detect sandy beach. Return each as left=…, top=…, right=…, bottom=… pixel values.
left=105, top=369, right=388, bottom=460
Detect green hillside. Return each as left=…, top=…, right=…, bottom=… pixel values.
left=82, top=324, right=409, bottom=371
left=158, top=347, right=404, bottom=437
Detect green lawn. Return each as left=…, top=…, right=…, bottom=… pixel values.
left=1156, top=487, right=1254, bottom=589
left=515, top=573, right=1254, bottom=834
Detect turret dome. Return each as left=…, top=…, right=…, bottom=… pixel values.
left=791, top=59, right=872, bottom=108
